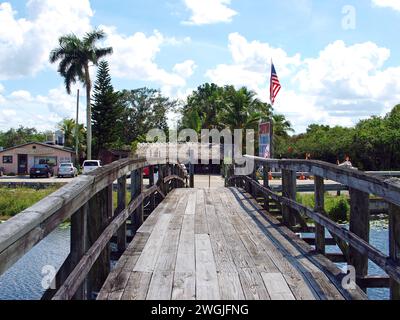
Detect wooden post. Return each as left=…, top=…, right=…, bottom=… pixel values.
left=349, top=188, right=370, bottom=292
left=189, top=162, right=194, bottom=188
left=116, top=175, right=127, bottom=253
left=158, top=164, right=165, bottom=195
left=389, top=204, right=400, bottom=300
left=131, top=168, right=144, bottom=235
left=69, top=203, right=88, bottom=300
left=87, top=185, right=112, bottom=298
left=149, top=166, right=155, bottom=210
left=282, top=169, right=297, bottom=228
left=263, top=165, right=270, bottom=211
left=314, top=176, right=325, bottom=254
left=251, top=167, right=258, bottom=199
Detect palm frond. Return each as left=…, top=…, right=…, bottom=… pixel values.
left=83, top=29, right=106, bottom=46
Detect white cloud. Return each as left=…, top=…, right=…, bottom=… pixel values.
left=101, top=26, right=195, bottom=89
left=182, top=0, right=237, bottom=25
left=206, top=33, right=400, bottom=133
left=372, top=0, right=400, bottom=11
left=206, top=32, right=301, bottom=91
left=0, top=0, right=93, bottom=80
left=173, top=60, right=197, bottom=78
left=9, top=90, right=33, bottom=101
left=0, top=86, right=85, bottom=131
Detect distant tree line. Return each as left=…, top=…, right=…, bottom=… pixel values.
left=275, top=105, right=400, bottom=171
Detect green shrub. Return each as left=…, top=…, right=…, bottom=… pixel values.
left=326, top=196, right=349, bottom=223
left=297, top=193, right=350, bottom=223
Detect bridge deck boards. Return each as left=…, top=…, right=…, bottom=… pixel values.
left=98, top=187, right=366, bottom=300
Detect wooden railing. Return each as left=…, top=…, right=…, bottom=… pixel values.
left=226, top=155, right=400, bottom=300
left=0, top=157, right=188, bottom=300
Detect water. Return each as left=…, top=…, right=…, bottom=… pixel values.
left=309, top=220, right=390, bottom=300
left=0, top=227, right=70, bottom=300
left=0, top=222, right=391, bottom=300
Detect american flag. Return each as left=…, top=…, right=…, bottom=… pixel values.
left=270, top=62, right=281, bottom=105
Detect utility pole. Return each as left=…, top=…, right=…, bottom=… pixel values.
left=75, top=89, right=80, bottom=166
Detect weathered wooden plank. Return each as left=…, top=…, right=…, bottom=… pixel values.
left=185, top=192, right=197, bottom=215
left=146, top=271, right=174, bottom=300
left=261, top=273, right=295, bottom=300
left=195, top=189, right=208, bottom=235
left=195, top=234, right=220, bottom=300
left=237, top=268, right=270, bottom=300
left=175, top=215, right=195, bottom=273
left=133, top=214, right=172, bottom=272
left=218, top=272, right=245, bottom=300
left=154, top=215, right=183, bottom=272
left=172, top=272, right=196, bottom=300
left=121, top=272, right=153, bottom=300
left=205, top=203, right=237, bottom=273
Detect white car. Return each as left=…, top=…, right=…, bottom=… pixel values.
left=82, top=160, right=102, bottom=174
left=58, top=163, right=78, bottom=178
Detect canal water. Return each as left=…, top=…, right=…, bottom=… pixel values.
left=0, top=222, right=390, bottom=300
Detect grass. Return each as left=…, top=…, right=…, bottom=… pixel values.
left=0, top=186, right=60, bottom=220
left=0, top=186, right=133, bottom=222
left=296, top=193, right=350, bottom=223
left=112, top=190, right=131, bottom=210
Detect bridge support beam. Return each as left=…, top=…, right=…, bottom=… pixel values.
left=149, top=166, right=155, bottom=211
left=282, top=169, right=298, bottom=229
left=349, top=188, right=370, bottom=292
left=131, top=169, right=144, bottom=235
left=116, top=175, right=127, bottom=253
left=263, top=165, right=270, bottom=211
left=389, top=203, right=400, bottom=300
left=87, top=185, right=112, bottom=299
left=314, top=176, right=325, bottom=254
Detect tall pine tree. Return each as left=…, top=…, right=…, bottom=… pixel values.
left=91, top=60, right=123, bottom=158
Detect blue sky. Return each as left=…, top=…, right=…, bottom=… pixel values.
left=0, top=0, right=400, bottom=133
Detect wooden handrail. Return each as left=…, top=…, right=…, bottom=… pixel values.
left=228, top=156, right=400, bottom=299
left=244, top=155, right=400, bottom=206
left=234, top=176, right=400, bottom=284
left=0, top=157, right=187, bottom=300
left=53, top=185, right=160, bottom=300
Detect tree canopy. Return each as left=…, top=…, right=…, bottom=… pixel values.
left=91, top=60, right=124, bottom=157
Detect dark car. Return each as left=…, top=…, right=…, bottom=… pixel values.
left=30, top=164, right=54, bottom=178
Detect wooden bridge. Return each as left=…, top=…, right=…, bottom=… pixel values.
left=0, top=155, right=399, bottom=300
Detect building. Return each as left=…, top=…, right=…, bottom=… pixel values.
left=0, top=142, right=75, bottom=176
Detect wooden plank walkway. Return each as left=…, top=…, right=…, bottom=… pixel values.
left=98, top=187, right=366, bottom=300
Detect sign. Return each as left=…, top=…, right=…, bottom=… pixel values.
left=259, top=122, right=272, bottom=158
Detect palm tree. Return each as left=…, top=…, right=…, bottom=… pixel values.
left=58, top=119, right=75, bottom=148
left=272, top=114, right=294, bottom=139
left=49, top=29, right=113, bottom=160
left=219, top=86, right=271, bottom=131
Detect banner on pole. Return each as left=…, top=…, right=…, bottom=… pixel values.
left=259, top=122, right=272, bottom=158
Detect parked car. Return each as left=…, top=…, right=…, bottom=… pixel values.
left=58, top=163, right=78, bottom=178
left=143, top=166, right=150, bottom=178
left=82, top=160, right=102, bottom=174
left=30, top=164, right=54, bottom=178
